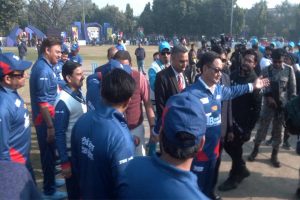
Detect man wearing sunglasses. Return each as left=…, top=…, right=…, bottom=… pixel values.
left=0, top=53, right=32, bottom=166
left=148, top=41, right=171, bottom=155
left=248, top=48, right=297, bottom=168
left=0, top=53, right=40, bottom=186
left=148, top=41, right=171, bottom=109
left=186, top=51, right=269, bottom=199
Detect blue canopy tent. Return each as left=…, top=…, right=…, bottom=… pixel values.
left=6, top=25, right=46, bottom=47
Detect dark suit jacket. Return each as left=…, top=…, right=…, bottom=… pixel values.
left=220, top=72, right=233, bottom=138
left=155, top=66, right=189, bottom=121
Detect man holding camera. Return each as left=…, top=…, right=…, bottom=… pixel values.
left=248, top=48, right=297, bottom=168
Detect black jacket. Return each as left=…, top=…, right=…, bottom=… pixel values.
left=230, top=70, right=262, bottom=135
left=221, top=73, right=233, bottom=138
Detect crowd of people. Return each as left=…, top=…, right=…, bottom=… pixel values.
left=0, top=36, right=299, bottom=200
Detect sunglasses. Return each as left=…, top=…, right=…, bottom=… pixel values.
left=160, top=52, right=171, bottom=56
left=9, top=72, right=25, bottom=78
left=209, top=65, right=222, bottom=73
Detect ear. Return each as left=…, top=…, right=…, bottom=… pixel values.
left=122, top=97, right=131, bottom=109
left=45, top=47, right=50, bottom=55
left=66, top=74, right=72, bottom=83
left=3, top=75, right=12, bottom=85
left=198, top=135, right=206, bottom=151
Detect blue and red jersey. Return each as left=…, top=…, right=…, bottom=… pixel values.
left=185, top=77, right=251, bottom=161
left=29, top=56, right=58, bottom=126
left=0, top=86, right=31, bottom=164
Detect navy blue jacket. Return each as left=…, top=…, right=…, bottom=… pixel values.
left=71, top=101, right=135, bottom=199
left=86, top=72, right=102, bottom=110
left=118, top=155, right=209, bottom=200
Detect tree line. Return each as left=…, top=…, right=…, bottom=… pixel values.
left=1, top=0, right=300, bottom=40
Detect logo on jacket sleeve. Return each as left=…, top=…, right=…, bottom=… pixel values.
left=15, top=99, right=21, bottom=107
left=24, top=113, right=30, bottom=128
left=81, top=137, right=95, bottom=160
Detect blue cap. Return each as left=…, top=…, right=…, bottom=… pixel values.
left=251, top=38, right=258, bottom=45
left=162, top=92, right=206, bottom=148
left=71, top=43, right=79, bottom=51
left=270, top=41, right=276, bottom=47
left=101, top=59, right=132, bottom=76
left=297, top=42, right=300, bottom=46
left=288, top=41, right=295, bottom=48
left=159, top=41, right=171, bottom=53
left=61, top=44, right=69, bottom=54
left=0, top=53, right=32, bottom=77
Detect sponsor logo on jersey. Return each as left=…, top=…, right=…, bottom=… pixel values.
left=207, top=114, right=221, bottom=126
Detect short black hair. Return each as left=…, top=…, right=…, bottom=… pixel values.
left=272, top=48, right=285, bottom=60
left=199, top=51, right=220, bottom=69
left=101, top=68, right=136, bottom=105
left=211, top=45, right=225, bottom=55
left=40, top=37, right=62, bottom=53
left=113, top=50, right=132, bottom=65
left=243, top=49, right=258, bottom=62
left=62, top=61, right=81, bottom=82
left=160, top=130, right=200, bottom=160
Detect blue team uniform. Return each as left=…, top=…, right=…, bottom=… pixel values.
left=54, top=85, right=86, bottom=199
left=0, top=86, right=31, bottom=164
left=118, top=155, right=209, bottom=200
left=86, top=72, right=102, bottom=110
left=185, top=77, right=252, bottom=197
left=29, top=56, right=58, bottom=195
left=68, top=54, right=82, bottom=64
left=53, top=60, right=66, bottom=88
left=71, top=100, right=135, bottom=199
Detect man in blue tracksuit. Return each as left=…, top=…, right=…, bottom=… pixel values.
left=71, top=69, right=136, bottom=199
left=0, top=53, right=32, bottom=166
left=184, top=52, right=269, bottom=199
left=30, top=38, right=67, bottom=199
left=54, top=61, right=87, bottom=199
left=118, top=92, right=209, bottom=200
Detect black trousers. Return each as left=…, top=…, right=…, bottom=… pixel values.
left=224, top=133, right=246, bottom=175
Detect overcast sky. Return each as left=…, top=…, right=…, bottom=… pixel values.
left=93, top=0, right=299, bottom=16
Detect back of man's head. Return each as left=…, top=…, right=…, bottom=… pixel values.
left=101, top=68, right=135, bottom=105
left=161, top=92, right=206, bottom=160
left=113, top=50, right=132, bottom=65
left=107, top=46, right=118, bottom=60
